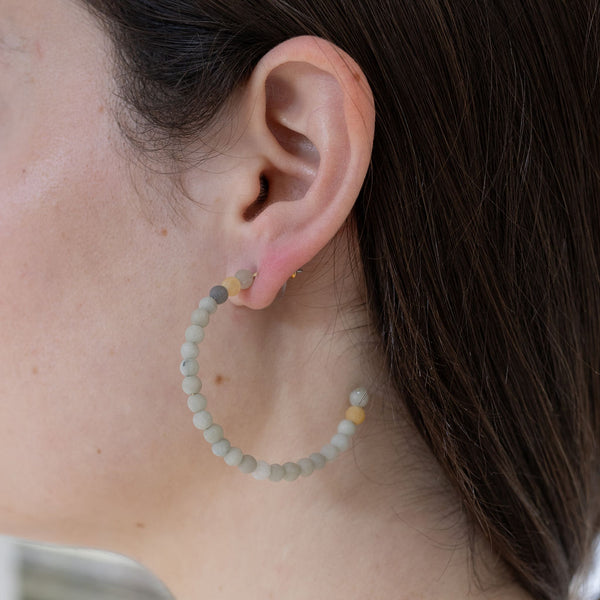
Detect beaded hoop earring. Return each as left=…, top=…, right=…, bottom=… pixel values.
left=180, top=269, right=369, bottom=482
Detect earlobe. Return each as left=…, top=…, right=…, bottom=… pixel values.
left=226, top=36, right=375, bottom=310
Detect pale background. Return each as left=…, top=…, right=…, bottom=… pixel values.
left=0, top=535, right=598, bottom=599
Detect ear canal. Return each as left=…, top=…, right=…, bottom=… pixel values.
left=243, top=174, right=270, bottom=221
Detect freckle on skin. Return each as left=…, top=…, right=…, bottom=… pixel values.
left=160, top=228, right=168, bottom=236
left=109, top=348, right=115, bottom=356
left=32, top=366, right=38, bottom=375
left=136, top=522, right=145, bottom=529
left=96, top=448, right=102, bottom=454
left=215, top=374, right=229, bottom=385
left=98, top=105, right=104, bottom=114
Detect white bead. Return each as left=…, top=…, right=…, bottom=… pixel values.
left=252, top=460, right=271, bottom=480
left=182, top=376, right=202, bottom=394
left=180, top=358, right=199, bottom=376
left=297, top=458, right=314, bottom=477
left=212, top=439, right=231, bottom=457
left=199, top=296, right=218, bottom=314
left=185, top=325, right=205, bottom=343
left=181, top=342, right=199, bottom=359
left=309, top=452, right=327, bottom=470
left=320, top=443, right=340, bottom=461
left=192, top=410, right=213, bottom=430
left=239, top=455, right=257, bottom=473
left=283, top=462, right=301, bottom=481
left=191, top=308, right=210, bottom=327
left=203, top=424, right=224, bottom=444
left=337, top=419, right=357, bottom=436
left=269, top=464, right=285, bottom=482
left=350, top=387, right=369, bottom=407
left=224, top=447, right=243, bottom=467
left=187, top=393, right=207, bottom=413
left=330, top=433, right=350, bottom=452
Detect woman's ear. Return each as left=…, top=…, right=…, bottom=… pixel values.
left=217, top=36, right=375, bottom=309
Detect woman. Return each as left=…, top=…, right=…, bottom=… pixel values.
left=1, top=0, right=598, bottom=598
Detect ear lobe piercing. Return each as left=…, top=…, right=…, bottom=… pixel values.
left=180, top=268, right=369, bottom=482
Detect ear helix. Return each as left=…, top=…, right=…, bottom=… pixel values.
left=180, top=269, right=369, bottom=482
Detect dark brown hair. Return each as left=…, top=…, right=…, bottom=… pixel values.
left=80, top=1, right=600, bottom=598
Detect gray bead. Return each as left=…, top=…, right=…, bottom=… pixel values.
left=337, top=419, right=357, bottom=436
left=181, top=342, right=199, bottom=359
left=203, top=424, right=224, bottom=444
left=187, top=394, right=207, bottom=413
left=238, top=455, right=257, bottom=474
left=199, top=296, right=218, bottom=314
left=283, top=462, right=301, bottom=481
left=234, top=269, right=255, bottom=290
left=331, top=433, right=351, bottom=452
left=192, top=410, right=213, bottom=430
left=209, top=285, right=228, bottom=304
left=309, top=452, right=327, bottom=470
left=297, top=458, right=314, bottom=477
left=185, top=325, right=205, bottom=343
left=224, top=447, right=243, bottom=467
left=180, top=358, right=199, bottom=377
left=269, top=464, right=285, bottom=482
left=212, top=439, right=231, bottom=457
left=350, top=387, right=369, bottom=407
left=191, top=308, right=210, bottom=327
left=320, top=443, right=340, bottom=461
left=182, top=376, right=202, bottom=395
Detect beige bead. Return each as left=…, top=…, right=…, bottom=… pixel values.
left=222, top=276, right=241, bottom=296
left=345, top=405, right=366, bottom=425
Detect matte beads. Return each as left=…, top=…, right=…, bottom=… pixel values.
left=235, top=269, right=255, bottom=290
left=181, top=342, right=199, bottom=359
left=345, top=406, right=366, bottom=425
left=269, top=464, right=285, bottom=482
left=331, top=433, right=351, bottom=452
left=239, top=455, right=257, bottom=474
left=182, top=376, right=202, bottom=395
left=191, top=308, right=210, bottom=327
left=209, top=285, right=228, bottom=304
left=252, top=460, right=271, bottom=480
left=337, top=419, right=356, bottom=436
left=309, top=453, right=327, bottom=470
left=283, top=462, right=301, bottom=481
left=350, top=387, right=369, bottom=407
left=180, top=358, right=199, bottom=377
left=224, top=447, right=243, bottom=467
left=182, top=269, right=370, bottom=481
left=199, top=296, right=217, bottom=314
left=320, top=443, right=340, bottom=461
left=193, top=410, right=213, bottom=430
left=222, top=276, right=241, bottom=297
left=212, top=439, right=231, bottom=457
left=185, top=325, right=205, bottom=343
left=188, top=394, right=207, bottom=413
left=204, top=424, right=224, bottom=444
left=298, top=458, right=314, bottom=477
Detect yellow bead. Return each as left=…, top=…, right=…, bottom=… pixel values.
left=222, top=276, right=242, bottom=297
left=345, top=406, right=365, bottom=425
